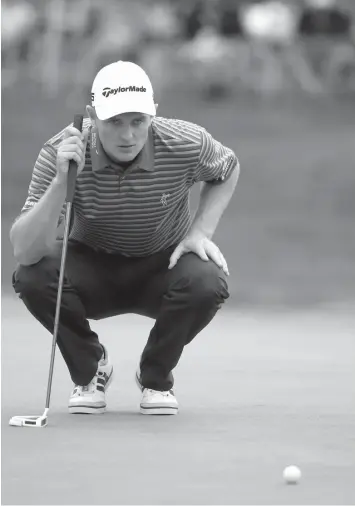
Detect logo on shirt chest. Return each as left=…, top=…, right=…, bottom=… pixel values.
left=160, top=193, right=171, bottom=207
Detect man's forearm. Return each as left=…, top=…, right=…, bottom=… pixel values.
left=10, top=177, right=67, bottom=265
left=189, top=166, right=240, bottom=239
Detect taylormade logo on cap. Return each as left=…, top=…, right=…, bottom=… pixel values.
left=102, top=86, right=147, bottom=97
left=91, top=61, right=156, bottom=120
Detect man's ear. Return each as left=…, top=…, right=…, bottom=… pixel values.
left=154, top=103, right=159, bottom=114
left=86, top=105, right=97, bottom=126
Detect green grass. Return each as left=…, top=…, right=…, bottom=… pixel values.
left=2, top=295, right=354, bottom=504
left=2, top=80, right=355, bottom=306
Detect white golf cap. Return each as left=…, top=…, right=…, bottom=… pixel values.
left=91, top=61, right=156, bottom=120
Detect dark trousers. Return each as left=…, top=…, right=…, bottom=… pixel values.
left=12, top=240, right=229, bottom=391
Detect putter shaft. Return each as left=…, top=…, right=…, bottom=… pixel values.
left=45, top=201, right=73, bottom=410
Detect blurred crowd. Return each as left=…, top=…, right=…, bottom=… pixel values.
left=2, top=0, right=355, bottom=100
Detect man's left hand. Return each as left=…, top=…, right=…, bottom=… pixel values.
left=168, top=233, right=229, bottom=276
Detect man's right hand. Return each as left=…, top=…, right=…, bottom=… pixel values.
left=55, top=126, right=89, bottom=185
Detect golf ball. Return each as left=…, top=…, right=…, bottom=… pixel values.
left=283, top=465, right=301, bottom=484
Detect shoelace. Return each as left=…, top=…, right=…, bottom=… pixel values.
left=146, top=389, right=172, bottom=396
left=73, top=371, right=103, bottom=396
left=73, top=383, right=95, bottom=396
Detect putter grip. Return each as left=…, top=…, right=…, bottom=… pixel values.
left=66, top=114, right=84, bottom=203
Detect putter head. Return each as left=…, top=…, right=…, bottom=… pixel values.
left=9, top=415, right=48, bottom=428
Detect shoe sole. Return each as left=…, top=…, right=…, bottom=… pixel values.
left=68, top=368, right=114, bottom=415
left=140, top=405, right=178, bottom=415
left=68, top=405, right=107, bottom=415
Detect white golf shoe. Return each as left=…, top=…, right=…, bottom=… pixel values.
left=136, top=367, right=178, bottom=415
left=68, top=345, right=113, bottom=414
left=140, top=388, right=179, bottom=415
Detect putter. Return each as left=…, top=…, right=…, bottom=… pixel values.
left=9, top=114, right=84, bottom=428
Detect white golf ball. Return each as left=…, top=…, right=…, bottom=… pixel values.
left=283, top=465, right=301, bottom=484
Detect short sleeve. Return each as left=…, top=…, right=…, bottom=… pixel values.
left=20, top=143, right=66, bottom=224
left=194, top=129, right=239, bottom=184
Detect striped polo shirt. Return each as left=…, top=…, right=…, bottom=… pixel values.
left=21, top=116, right=238, bottom=256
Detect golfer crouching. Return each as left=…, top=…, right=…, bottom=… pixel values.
left=10, top=61, right=240, bottom=415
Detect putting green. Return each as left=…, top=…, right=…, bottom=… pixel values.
left=2, top=295, right=354, bottom=505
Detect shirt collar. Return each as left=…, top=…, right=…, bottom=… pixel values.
left=90, top=125, right=154, bottom=173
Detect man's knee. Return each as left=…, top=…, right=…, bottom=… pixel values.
left=171, top=254, right=230, bottom=306
left=12, top=255, right=59, bottom=296
left=190, top=268, right=229, bottom=306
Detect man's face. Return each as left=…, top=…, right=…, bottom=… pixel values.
left=93, top=111, right=152, bottom=163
